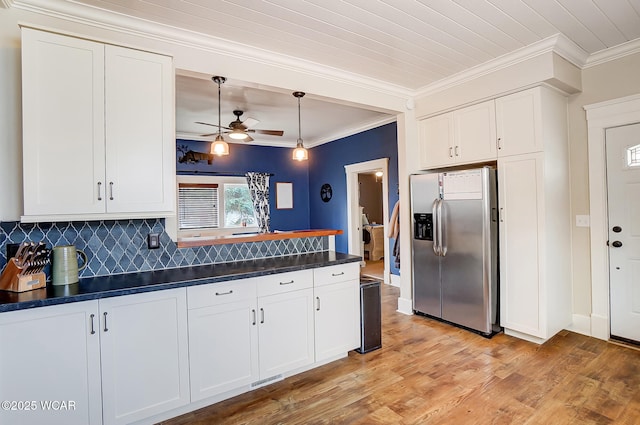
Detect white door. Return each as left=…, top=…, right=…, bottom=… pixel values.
left=607, top=123, right=640, bottom=343
left=314, top=280, right=360, bottom=361
left=418, top=113, right=455, bottom=169
left=99, top=288, right=190, bottom=425
left=453, top=99, right=497, bottom=163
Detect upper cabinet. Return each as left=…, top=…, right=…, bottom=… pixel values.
left=21, top=27, right=175, bottom=222
left=418, top=86, right=562, bottom=170
left=419, top=100, right=496, bottom=169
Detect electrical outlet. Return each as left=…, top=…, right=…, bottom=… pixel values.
left=147, top=233, right=160, bottom=249
left=576, top=215, right=590, bottom=228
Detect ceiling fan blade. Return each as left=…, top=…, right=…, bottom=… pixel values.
left=195, top=121, right=231, bottom=130
left=200, top=132, right=219, bottom=137
left=242, top=117, right=260, bottom=128
left=244, top=135, right=254, bottom=142
left=250, top=129, right=284, bottom=136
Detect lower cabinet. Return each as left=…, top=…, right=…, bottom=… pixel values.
left=0, top=301, right=102, bottom=425
left=0, top=288, right=190, bottom=425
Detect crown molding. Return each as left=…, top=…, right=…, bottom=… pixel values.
left=1, top=0, right=13, bottom=8
left=584, top=38, right=640, bottom=69
left=8, top=0, right=412, bottom=102
left=414, top=33, right=588, bottom=98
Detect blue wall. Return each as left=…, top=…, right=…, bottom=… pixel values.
left=307, top=122, right=399, bottom=275
left=177, top=140, right=310, bottom=231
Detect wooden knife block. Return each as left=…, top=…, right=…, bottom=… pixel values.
left=0, top=258, right=46, bottom=292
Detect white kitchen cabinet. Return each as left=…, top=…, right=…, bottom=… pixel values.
left=99, top=288, right=189, bottom=425
left=21, top=27, right=175, bottom=222
left=187, top=279, right=259, bottom=401
left=256, top=271, right=315, bottom=379
left=0, top=301, right=102, bottom=425
left=313, top=263, right=360, bottom=362
left=419, top=100, right=496, bottom=169
left=498, top=154, right=571, bottom=342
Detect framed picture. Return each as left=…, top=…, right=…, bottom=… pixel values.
left=276, top=182, right=293, bottom=209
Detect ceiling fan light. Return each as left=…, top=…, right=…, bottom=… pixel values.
left=229, top=128, right=248, bottom=140
left=211, top=135, right=229, bottom=156
left=292, top=140, right=308, bottom=161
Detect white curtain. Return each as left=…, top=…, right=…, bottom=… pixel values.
left=245, top=172, right=270, bottom=233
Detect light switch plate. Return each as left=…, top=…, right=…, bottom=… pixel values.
left=576, top=215, right=590, bottom=228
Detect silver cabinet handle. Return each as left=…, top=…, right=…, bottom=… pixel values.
left=454, top=145, right=460, bottom=157
left=103, top=312, right=109, bottom=332
left=90, top=313, right=96, bottom=335
left=279, top=280, right=294, bottom=285
left=260, top=308, right=264, bottom=324
left=316, top=296, right=321, bottom=311
left=252, top=309, right=256, bottom=326
left=331, top=272, right=344, bottom=277
left=215, top=290, right=233, bottom=296
left=499, top=208, right=505, bottom=223
left=109, top=182, right=114, bottom=200
left=449, top=147, right=453, bottom=158
left=97, top=182, right=102, bottom=201
left=497, top=137, right=502, bottom=150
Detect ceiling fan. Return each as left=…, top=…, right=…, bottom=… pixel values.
left=196, top=77, right=284, bottom=142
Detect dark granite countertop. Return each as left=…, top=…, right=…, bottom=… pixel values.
left=0, top=251, right=361, bottom=313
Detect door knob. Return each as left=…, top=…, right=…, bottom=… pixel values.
left=612, top=226, right=622, bottom=233
left=611, top=241, right=623, bottom=248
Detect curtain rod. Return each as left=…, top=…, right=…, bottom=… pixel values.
left=177, top=171, right=275, bottom=177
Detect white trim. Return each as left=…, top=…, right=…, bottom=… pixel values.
left=585, top=38, right=640, bottom=69
left=584, top=93, right=640, bottom=341
left=396, top=296, right=413, bottom=315
left=344, top=158, right=390, bottom=270
left=389, top=273, right=401, bottom=288
left=567, top=314, right=591, bottom=337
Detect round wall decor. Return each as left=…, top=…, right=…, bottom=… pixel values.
left=320, top=183, right=332, bottom=202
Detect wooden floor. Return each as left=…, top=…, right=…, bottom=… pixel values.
left=361, top=260, right=384, bottom=280
left=161, top=284, right=640, bottom=425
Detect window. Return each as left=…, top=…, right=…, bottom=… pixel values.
left=628, top=144, right=640, bottom=167
left=177, top=176, right=258, bottom=237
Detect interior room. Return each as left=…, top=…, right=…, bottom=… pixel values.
left=1, top=1, right=640, bottom=424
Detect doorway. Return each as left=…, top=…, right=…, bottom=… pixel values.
left=606, top=123, right=640, bottom=344
left=345, top=158, right=390, bottom=284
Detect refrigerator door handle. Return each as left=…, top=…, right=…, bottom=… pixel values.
left=431, top=198, right=440, bottom=256
left=438, top=199, right=447, bottom=257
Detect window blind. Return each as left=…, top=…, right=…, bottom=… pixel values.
left=178, top=183, right=219, bottom=229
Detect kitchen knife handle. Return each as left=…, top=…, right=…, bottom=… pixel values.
left=103, top=311, right=109, bottom=332
left=97, top=182, right=103, bottom=201
left=109, top=182, right=114, bottom=201
left=90, top=314, right=96, bottom=335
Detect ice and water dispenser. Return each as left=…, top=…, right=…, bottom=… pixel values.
left=413, top=213, right=433, bottom=241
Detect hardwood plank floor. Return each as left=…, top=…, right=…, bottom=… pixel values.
left=160, top=284, right=640, bottom=425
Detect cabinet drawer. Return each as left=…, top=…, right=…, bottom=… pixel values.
left=313, top=263, right=359, bottom=287
left=256, top=270, right=313, bottom=297
left=187, top=279, right=256, bottom=309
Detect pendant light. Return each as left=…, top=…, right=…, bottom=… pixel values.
left=210, top=76, right=230, bottom=156
left=292, top=91, right=308, bottom=161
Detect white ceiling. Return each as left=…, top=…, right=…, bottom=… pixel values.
left=12, top=0, right=640, bottom=147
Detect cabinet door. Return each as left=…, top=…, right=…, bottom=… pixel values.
left=453, top=99, right=497, bottom=163
left=496, top=88, right=542, bottom=156
left=498, top=154, right=544, bottom=338
left=0, top=301, right=102, bottom=425
left=188, top=298, right=259, bottom=401
left=99, top=288, right=189, bottom=425
left=314, top=280, right=360, bottom=362
left=105, top=45, right=174, bottom=214
left=21, top=28, right=106, bottom=216
left=258, top=289, right=315, bottom=379
left=418, top=113, right=455, bottom=169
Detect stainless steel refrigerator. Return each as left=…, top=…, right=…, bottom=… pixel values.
left=410, top=166, right=499, bottom=336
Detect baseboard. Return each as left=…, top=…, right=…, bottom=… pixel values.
left=397, top=296, right=413, bottom=315
left=566, top=314, right=591, bottom=337
left=389, top=274, right=400, bottom=288
left=591, top=314, right=609, bottom=341
left=504, top=328, right=548, bottom=345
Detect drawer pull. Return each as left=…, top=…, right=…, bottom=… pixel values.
left=260, top=308, right=265, bottom=324
left=252, top=309, right=256, bottom=326
left=279, top=280, right=294, bottom=285
left=331, top=272, right=345, bottom=277
left=109, top=182, right=114, bottom=201
left=97, top=182, right=102, bottom=201
left=90, top=314, right=96, bottom=335
left=103, top=312, right=109, bottom=332
left=316, top=296, right=321, bottom=311
left=215, top=290, right=233, bottom=296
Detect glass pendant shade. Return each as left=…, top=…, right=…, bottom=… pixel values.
left=211, top=135, right=229, bottom=156
left=292, top=140, right=308, bottom=161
